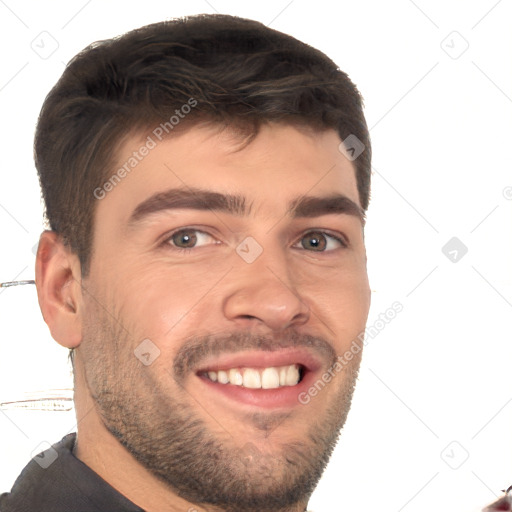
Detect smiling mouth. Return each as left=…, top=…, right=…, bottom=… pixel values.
left=200, top=364, right=304, bottom=389
left=192, top=348, right=325, bottom=408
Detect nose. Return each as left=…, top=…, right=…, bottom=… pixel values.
left=223, top=258, right=310, bottom=332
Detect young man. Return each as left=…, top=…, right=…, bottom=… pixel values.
left=0, top=14, right=372, bottom=512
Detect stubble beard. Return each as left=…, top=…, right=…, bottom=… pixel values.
left=79, top=301, right=361, bottom=512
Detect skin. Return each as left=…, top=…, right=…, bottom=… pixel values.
left=36, top=122, right=371, bottom=512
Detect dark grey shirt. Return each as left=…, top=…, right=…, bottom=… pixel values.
left=0, top=433, right=144, bottom=512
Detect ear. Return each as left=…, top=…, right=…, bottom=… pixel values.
left=35, top=230, right=83, bottom=349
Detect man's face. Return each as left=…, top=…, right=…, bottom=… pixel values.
left=78, top=122, right=370, bottom=511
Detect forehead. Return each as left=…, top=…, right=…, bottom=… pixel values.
left=96, top=122, right=360, bottom=223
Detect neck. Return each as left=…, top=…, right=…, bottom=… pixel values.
left=72, top=355, right=208, bottom=512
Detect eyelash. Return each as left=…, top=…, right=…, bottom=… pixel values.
left=163, top=227, right=348, bottom=254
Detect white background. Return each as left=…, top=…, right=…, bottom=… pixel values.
left=0, top=1, right=511, bottom=511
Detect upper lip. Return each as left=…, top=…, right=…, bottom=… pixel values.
left=195, top=347, right=324, bottom=374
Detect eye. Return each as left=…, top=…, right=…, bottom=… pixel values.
left=296, top=231, right=346, bottom=252
left=165, top=229, right=218, bottom=250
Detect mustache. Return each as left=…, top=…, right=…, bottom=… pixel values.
left=172, top=330, right=337, bottom=381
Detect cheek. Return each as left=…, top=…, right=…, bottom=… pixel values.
left=111, top=260, right=227, bottom=343
left=314, top=286, right=369, bottom=325
left=300, top=262, right=370, bottom=336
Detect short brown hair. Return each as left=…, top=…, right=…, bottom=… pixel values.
left=35, top=14, right=371, bottom=276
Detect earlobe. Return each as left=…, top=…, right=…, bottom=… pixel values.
left=35, top=230, right=83, bottom=349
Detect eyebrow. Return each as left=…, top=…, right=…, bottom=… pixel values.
left=290, top=194, right=365, bottom=224
left=127, top=187, right=365, bottom=226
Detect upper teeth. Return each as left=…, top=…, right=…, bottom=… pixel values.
left=205, top=364, right=301, bottom=389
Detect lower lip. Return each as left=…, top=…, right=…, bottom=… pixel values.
left=196, top=370, right=317, bottom=409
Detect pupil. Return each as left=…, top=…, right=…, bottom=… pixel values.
left=304, top=232, right=325, bottom=251
left=174, top=231, right=196, bottom=247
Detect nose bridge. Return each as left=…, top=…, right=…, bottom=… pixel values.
left=223, top=240, right=310, bottom=331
